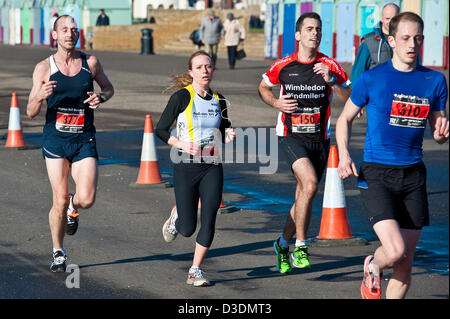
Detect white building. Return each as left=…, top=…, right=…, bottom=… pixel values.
left=131, top=0, right=266, bottom=20
left=132, top=0, right=189, bottom=20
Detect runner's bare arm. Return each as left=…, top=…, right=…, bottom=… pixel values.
left=258, top=79, right=298, bottom=113
left=84, top=55, right=114, bottom=109
left=27, top=60, right=56, bottom=119
left=336, top=98, right=361, bottom=179
left=428, top=110, right=449, bottom=144
left=331, top=83, right=352, bottom=105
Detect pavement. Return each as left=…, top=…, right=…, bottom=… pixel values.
left=0, top=45, right=448, bottom=307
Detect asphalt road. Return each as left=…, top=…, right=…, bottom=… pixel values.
left=0, top=45, right=448, bottom=306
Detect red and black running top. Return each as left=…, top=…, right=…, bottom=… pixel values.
left=262, top=52, right=350, bottom=142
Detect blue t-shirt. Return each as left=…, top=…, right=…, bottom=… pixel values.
left=350, top=61, right=447, bottom=165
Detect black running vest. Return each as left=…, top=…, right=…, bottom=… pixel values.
left=45, top=52, right=95, bottom=139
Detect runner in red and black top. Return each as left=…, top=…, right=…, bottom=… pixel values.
left=258, top=12, right=351, bottom=273
left=262, top=51, right=350, bottom=140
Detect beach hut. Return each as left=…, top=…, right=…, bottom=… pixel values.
left=318, top=0, right=334, bottom=58
left=31, top=0, right=41, bottom=45
left=40, top=0, right=54, bottom=46
left=280, top=0, right=297, bottom=58
left=0, top=0, right=7, bottom=44
left=264, top=0, right=280, bottom=59
left=335, top=0, right=355, bottom=63
left=421, top=0, right=448, bottom=68
left=300, top=0, right=313, bottom=14
left=22, top=0, right=34, bottom=45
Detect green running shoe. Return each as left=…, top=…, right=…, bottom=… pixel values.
left=291, top=245, right=311, bottom=268
left=273, top=239, right=291, bottom=274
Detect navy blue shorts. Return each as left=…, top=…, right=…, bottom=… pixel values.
left=42, top=136, right=98, bottom=163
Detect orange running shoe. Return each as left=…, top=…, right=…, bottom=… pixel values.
left=361, top=255, right=382, bottom=299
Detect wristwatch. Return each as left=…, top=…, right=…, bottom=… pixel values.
left=326, top=75, right=337, bottom=86
left=99, top=93, right=106, bottom=103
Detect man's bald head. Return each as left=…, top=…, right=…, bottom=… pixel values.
left=381, top=3, right=400, bottom=34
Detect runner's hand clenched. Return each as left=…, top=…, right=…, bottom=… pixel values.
left=434, top=116, right=450, bottom=143
left=38, top=81, right=57, bottom=101
left=313, top=62, right=333, bottom=83
left=275, top=94, right=298, bottom=113
left=83, top=91, right=101, bottom=109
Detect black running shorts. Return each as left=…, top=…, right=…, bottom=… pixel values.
left=279, top=135, right=330, bottom=181
left=358, top=162, right=429, bottom=230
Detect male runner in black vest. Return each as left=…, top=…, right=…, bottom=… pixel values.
left=27, top=15, right=114, bottom=272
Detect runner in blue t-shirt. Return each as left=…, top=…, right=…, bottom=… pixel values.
left=336, top=12, right=448, bottom=299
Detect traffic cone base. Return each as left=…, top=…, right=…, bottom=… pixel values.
left=136, top=161, right=163, bottom=184
left=6, top=130, right=26, bottom=148
left=317, top=207, right=353, bottom=239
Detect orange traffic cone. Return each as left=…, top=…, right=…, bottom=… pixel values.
left=130, top=114, right=170, bottom=188
left=317, top=145, right=353, bottom=239
left=5, top=92, right=26, bottom=148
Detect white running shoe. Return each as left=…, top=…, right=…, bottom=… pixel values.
left=162, top=206, right=178, bottom=242
left=50, top=250, right=67, bottom=273
left=186, top=268, right=210, bottom=287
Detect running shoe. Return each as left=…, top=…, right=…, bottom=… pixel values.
left=162, top=206, right=178, bottom=242
left=66, top=194, right=79, bottom=236
left=291, top=245, right=311, bottom=269
left=50, top=250, right=67, bottom=273
left=361, top=255, right=382, bottom=299
left=273, top=238, right=291, bottom=274
left=186, top=268, right=210, bottom=287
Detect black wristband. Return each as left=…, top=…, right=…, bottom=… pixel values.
left=99, top=93, right=106, bottom=103
left=326, top=75, right=337, bottom=86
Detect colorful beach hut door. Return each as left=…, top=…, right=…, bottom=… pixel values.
left=2, top=8, right=9, bottom=44
left=360, top=5, right=376, bottom=38
left=320, top=1, right=334, bottom=57
left=336, top=2, right=355, bottom=63
left=300, top=2, right=313, bottom=14
left=282, top=3, right=296, bottom=57
left=0, top=8, right=2, bottom=43
left=264, top=2, right=279, bottom=59
left=14, top=8, right=21, bottom=44
left=22, top=8, right=31, bottom=44
left=422, top=0, right=445, bottom=67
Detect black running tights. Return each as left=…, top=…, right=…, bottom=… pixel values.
left=173, top=162, right=223, bottom=247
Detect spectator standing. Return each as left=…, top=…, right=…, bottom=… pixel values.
left=96, top=9, right=110, bottom=26
left=223, top=13, right=246, bottom=69
left=200, top=9, right=223, bottom=65
left=351, top=3, right=399, bottom=83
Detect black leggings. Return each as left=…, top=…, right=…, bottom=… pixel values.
left=173, top=162, right=223, bottom=247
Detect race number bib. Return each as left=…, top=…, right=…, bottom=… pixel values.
left=389, top=94, right=430, bottom=129
left=56, top=107, right=85, bottom=133
left=199, top=137, right=219, bottom=164
left=292, top=107, right=321, bottom=133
